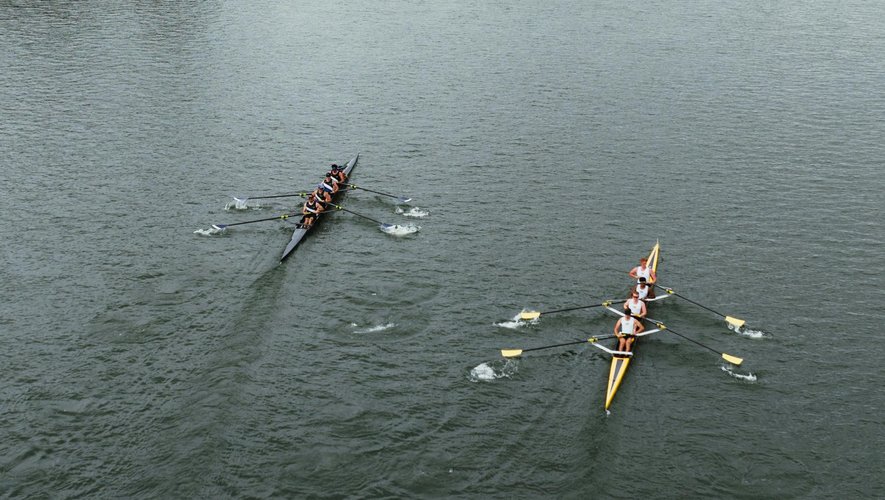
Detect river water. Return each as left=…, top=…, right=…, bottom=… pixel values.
left=1, top=1, right=883, bottom=498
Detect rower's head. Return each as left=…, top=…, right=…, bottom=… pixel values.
left=637, top=277, right=647, bottom=284
left=330, top=164, right=338, bottom=170
left=623, top=312, right=633, bottom=319
left=631, top=291, right=639, bottom=299
left=639, top=258, right=648, bottom=264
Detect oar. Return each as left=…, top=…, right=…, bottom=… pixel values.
left=212, top=213, right=300, bottom=230
left=321, top=202, right=394, bottom=229
left=644, top=317, right=743, bottom=366
left=653, top=284, right=746, bottom=329
left=518, top=299, right=627, bottom=321
left=339, top=183, right=411, bottom=203
left=501, top=334, right=618, bottom=358
left=232, top=192, right=310, bottom=204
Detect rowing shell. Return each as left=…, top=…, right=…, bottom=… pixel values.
left=280, top=153, right=359, bottom=263
left=603, top=241, right=666, bottom=410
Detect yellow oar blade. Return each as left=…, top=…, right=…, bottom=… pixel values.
left=501, top=349, right=523, bottom=358
left=722, top=353, right=743, bottom=366
left=519, top=311, right=541, bottom=320
left=725, top=316, right=746, bottom=329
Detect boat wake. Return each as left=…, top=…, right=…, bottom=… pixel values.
left=721, top=365, right=757, bottom=382
left=352, top=322, right=395, bottom=334
left=395, top=206, right=429, bottom=218
left=381, top=224, right=420, bottom=236
left=468, top=360, right=517, bottom=382
left=193, top=227, right=224, bottom=236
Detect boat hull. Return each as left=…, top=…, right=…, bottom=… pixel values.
left=604, top=242, right=661, bottom=410
left=280, top=153, right=359, bottom=262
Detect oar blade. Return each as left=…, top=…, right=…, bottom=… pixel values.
left=398, top=197, right=412, bottom=204
left=725, top=316, right=746, bottom=329
left=519, top=311, right=541, bottom=321
left=211, top=224, right=227, bottom=230
left=721, top=353, right=743, bottom=366
left=501, top=349, right=523, bottom=358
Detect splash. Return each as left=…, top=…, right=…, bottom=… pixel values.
left=468, top=360, right=517, bottom=382
left=354, top=323, right=395, bottom=334
left=736, top=327, right=766, bottom=339
left=494, top=311, right=536, bottom=329
left=396, top=206, right=429, bottom=218
left=194, top=227, right=223, bottom=236
left=381, top=224, right=420, bottom=236
left=721, top=365, right=757, bottom=382
left=224, top=197, right=253, bottom=211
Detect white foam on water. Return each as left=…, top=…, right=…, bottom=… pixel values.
left=354, top=323, right=395, bottom=334
left=381, top=224, right=420, bottom=236
left=736, top=326, right=766, bottom=339
left=395, top=206, right=429, bottom=218
left=468, top=360, right=518, bottom=382
left=721, top=365, right=757, bottom=382
left=495, top=311, right=536, bottom=329
left=194, top=227, right=223, bottom=236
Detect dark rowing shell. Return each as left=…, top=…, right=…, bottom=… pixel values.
left=280, top=153, right=359, bottom=263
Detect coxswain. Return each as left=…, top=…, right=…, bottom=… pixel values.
left=623, top=290, right=647, bottom=319
left=614, top=311, right=645, bottom=352
left=300, top=192, right=323, bottom=227
left=633, top=277, right=651, bottom=301
left=629, top=257, right=657, bottom=298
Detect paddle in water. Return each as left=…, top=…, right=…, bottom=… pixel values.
left=653, top=284, right=746, bottom=330
left=644, top=317, right=744, bottom=366
left=339, top=183, right=411, bottom=204
left=212, top=213, right=300, bottom=230
left=517, top=299, right=628, bottom=321
left=501, top=335, right=618, bottom=358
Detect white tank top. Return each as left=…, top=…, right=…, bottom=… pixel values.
left=619, top=316, right=636, bottom=334
left=635, top=284, right=649, bottom=300
left=626, top=298, right=643, bottom=315
left=634, top=265, right=651, bottom=281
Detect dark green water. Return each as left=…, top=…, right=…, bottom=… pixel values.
left=2, top=1, right=883, bottom=498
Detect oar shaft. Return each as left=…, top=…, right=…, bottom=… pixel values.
left=654, top=284, right=728, bottom=318
left=247, top=193, right=306, bottom=200
left=340, top=183, right=407, bottom=201
left=538, top=300, right=626, bottom=316
left=215, top=213, right=297, bottom=228
left=323, top=202, right=386, bottom=226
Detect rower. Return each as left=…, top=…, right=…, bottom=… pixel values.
left=300, top=192, right=323, bottom=227
left=314, top=184, right=333, bottom=206
left=623, top=290, right=647, bottom=319
left=629, top=257, right=656, bottom=299
left=321, top=173, right=340, bottom=194
left=614, top=311, right=645, bottom=352
left=328, top=164, right=347, bottom=184
left=633, top=277, right=651, bottom=301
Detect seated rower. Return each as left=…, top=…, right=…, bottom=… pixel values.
left=634, top=277, right=651, bottom=301
left=614, top=311, right=645, bottom=352
left=314, top=184, right=333, bottom=205
left=321, top=173, right=339, bottom=194
left=328, top=164, right=347, bottom=184
left=300, top=192, right=323, bottom=227
left=623, top=290, right=647, bottom=319
left=629, top=257, right=656, bottom=298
